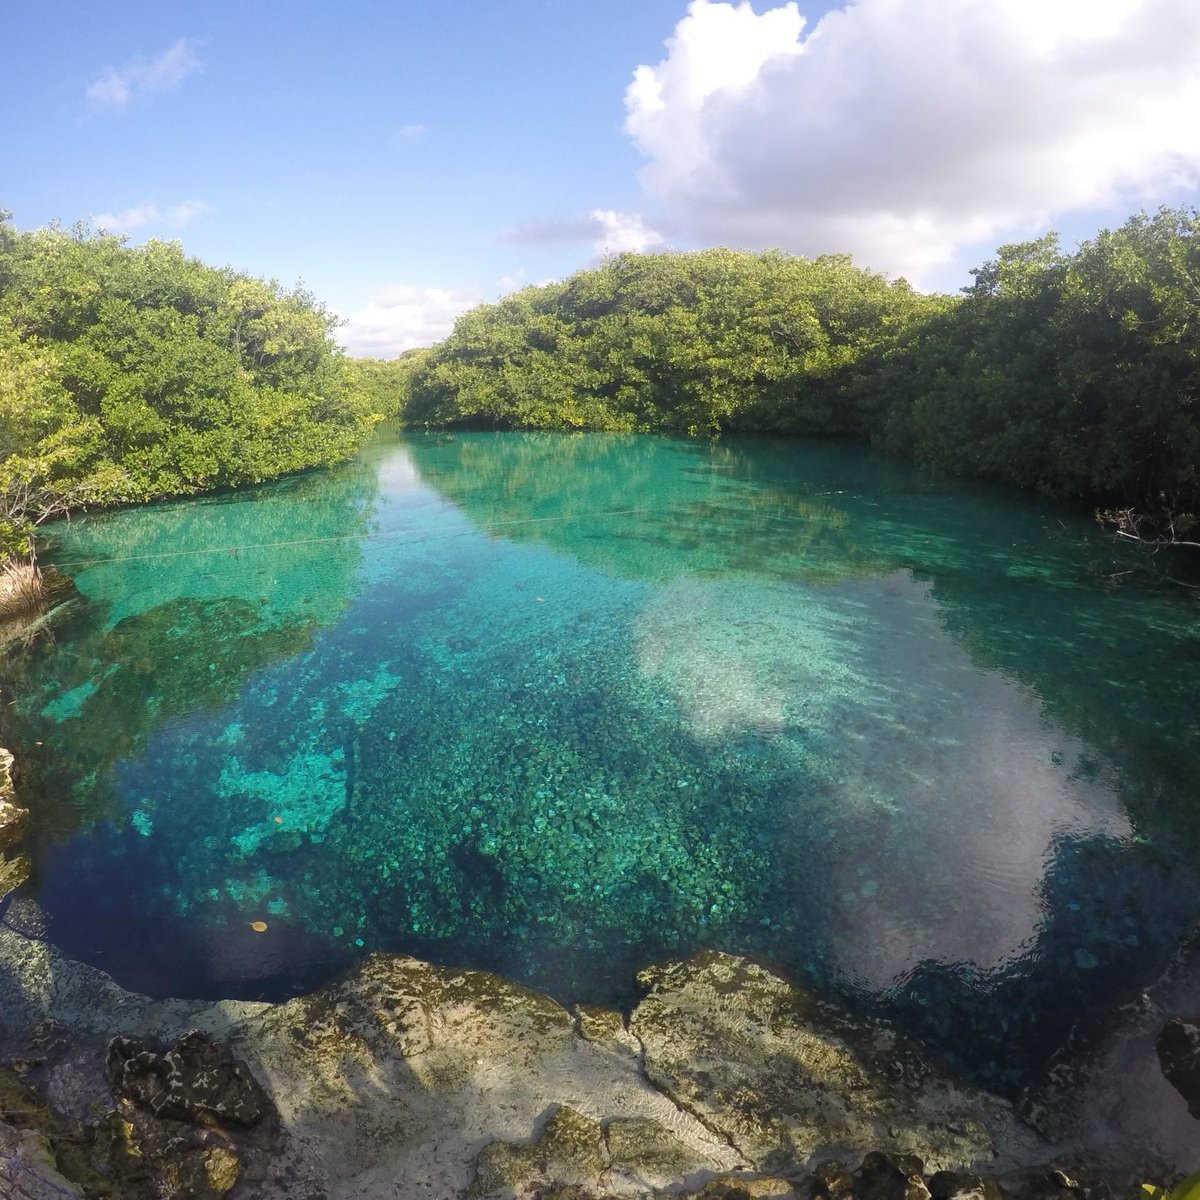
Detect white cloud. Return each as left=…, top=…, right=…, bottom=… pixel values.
left=589, top=209, right=665, bottom=256
left=391, top=123, right=429, bottom=146
left=505, top=208, right=664, bottom=258
left=87, top=39, right=202, bottom=111
left=338, top=284, right=484, bottom=358
left=90, top=199, right=210, bottom=234
left=625, top=0, right=1200, bottom=282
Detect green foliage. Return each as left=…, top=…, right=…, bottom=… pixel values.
left=0, top=214, right=379, bottom=558
left=345, top=351, right=427, bottom=420
left=409, top=210, right=1200, bottom=533
left=860, top=210, right=1200, bottom=526
left=406, top=249, right=935, bottom=435
left=7, top=205, right=1199, bottom=555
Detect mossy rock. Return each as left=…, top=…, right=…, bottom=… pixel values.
left=0, top=853, right=30, bottom=903
left=0, top=1066, right=57, bottom=1137
left=605, top=1116, right=692, bottom=1179
left=473, top=1105, right=607, bottom=1197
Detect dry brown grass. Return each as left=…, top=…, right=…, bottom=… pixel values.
left=0, top=559, right=45, bottom=620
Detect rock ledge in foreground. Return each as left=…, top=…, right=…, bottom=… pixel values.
left=0, top=924, right=1193, bottom=1199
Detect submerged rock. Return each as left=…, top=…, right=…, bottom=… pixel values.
left=1156, top=1018, right=1200, bottom=1120
left=1017, top=924, right=1200, bottom=1176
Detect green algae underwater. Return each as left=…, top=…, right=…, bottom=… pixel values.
left=3, top=430, right=1200, bottom=1092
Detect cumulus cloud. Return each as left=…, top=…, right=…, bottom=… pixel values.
left=590, top=209, right=665, bottom=255
left=338, top=284, right=484, bottom=358
left=87, top=39, right=202, bottom=111
left=625, top=0, right=1200, bottom=281
left=90, top=199, right=209, bottom=234
left=505, top=208, right=664, bottom=257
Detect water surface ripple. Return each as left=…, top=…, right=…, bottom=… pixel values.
left=4, top=431, right=1199, bottom=1091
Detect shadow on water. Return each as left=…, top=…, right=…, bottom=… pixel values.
left=2, top=429, right=1199, bottom=1094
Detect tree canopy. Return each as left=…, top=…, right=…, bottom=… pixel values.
left=0, top=214, right=378, bottom=560
left=862, top=210, right=1200, bottom=524
left=405, top=248, right=936, bottom=436
left=400, top=211, right=1200, bottom=536
left=7, top=206, right=1200, bottom=561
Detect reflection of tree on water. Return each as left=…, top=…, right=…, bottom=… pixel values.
left=0, top=452, right=380, bottom=847
left=408, top=432, right=1197, bottom=849
left=3, top=431, right=1199, bottom=1094
left=405, top=431, right=1200, bottom=1088
left=409, top=431, right=901, bottom=584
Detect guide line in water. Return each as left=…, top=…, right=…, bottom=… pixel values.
left=49, top=506, right=658, bottom=571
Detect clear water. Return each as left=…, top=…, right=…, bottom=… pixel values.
left=3, top=431, right=1200, bottom=1091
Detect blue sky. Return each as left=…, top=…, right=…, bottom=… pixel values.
left=5, top=0, right=1200, bottom=356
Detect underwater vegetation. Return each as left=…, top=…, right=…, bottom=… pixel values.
left=3, top=430, right=1200, bottom=1093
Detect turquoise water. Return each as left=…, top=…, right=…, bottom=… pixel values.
left=3, top=431, right=1200, bottom=1090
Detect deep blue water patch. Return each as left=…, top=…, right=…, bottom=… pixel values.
left=3, top=431, right=1200, bottom=1092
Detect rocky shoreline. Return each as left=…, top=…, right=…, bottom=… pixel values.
left=1, top=746, right=1198, bottom=1199
left=0, top=930, right=1197, bottom=1200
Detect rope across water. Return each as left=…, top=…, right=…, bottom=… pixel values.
left=49, top=507, right=656, bottom=571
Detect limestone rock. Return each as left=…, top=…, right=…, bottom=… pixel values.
left=812, top=1159, right=857, bottom=1200
left=0, top=1065, right=58, bottom=1137
left=0, top=1041, right=259, bottom=1200
left=630, top=951, right=1026, bottom=1175
left=0, top=1118, right=84, bottom=1200
left=0, top=927, right=1192, bottom=1199
left=684, top=1175, right=799, bottom=1198
left=106, top=1029, right=272, bottom=1127
left=857, top=1151, right=932, bottom=1200
left=992, top=1166, right=1117, bottom=1200
left=227, top=953, right=741, bottom=1196
left=575, top=1003, right=642, bottom=1057
left=1156, top=1018, right=1200, bottom=1120
left=84, top=1107, right=251, bottom=1200
left=472, top=1105, right=607, bottom=1197
left=0, top=747, right=30, bottom=902
left=0, top=852, right=30, bottom=903
left=605, top=1116, right=693, bottom=1187
left=928, top=1169, right=1005, bottom=1200
left=0, top=748, right=27, bottom=851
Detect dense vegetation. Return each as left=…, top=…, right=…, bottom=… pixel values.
left=0, top=212, right=377, bottom=562
left=864, top=211, right=1200, bottom=537
left=403, top=209, right=1200, bottom=537
left=4, top=205, right=1198, bottom=567
left=406, top=248, right=936, bottom=435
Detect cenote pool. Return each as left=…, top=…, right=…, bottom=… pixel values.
left=3, top=431, right=1200, bottom=1092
